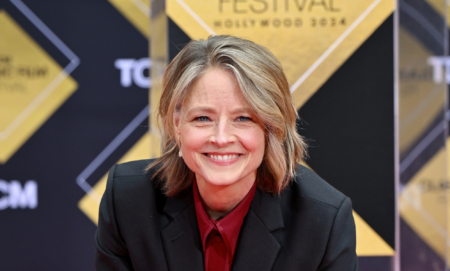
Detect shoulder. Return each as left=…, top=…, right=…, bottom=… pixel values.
left=288, top=166, right=357, bottom=270
left=281, top=164, right=347, bottom=210
left=274, top=165, right=357, bottom=269
left=105, top=158, right=166, bottom=210
left=97, top=159, right=170, bottom=268
left=110, top=158, right=156, bottom=178
left=107, top=158, right=159, bottom=189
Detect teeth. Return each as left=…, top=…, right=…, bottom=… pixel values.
left=208, top=154, right=239, bottom=161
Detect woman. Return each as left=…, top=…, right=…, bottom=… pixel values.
left=95, top=35, right=357, bottom=271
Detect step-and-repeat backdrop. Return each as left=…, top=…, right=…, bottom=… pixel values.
left=0, top=0, right=150, bottom=270
left=2, top=0, right=449, bottom=270
left=397, top=0, right=449, bottom=270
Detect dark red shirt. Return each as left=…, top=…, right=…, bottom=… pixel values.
left=193, top=181, right=256, bottom=271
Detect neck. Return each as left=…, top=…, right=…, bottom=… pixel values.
left=196, top=175, right=255, bottom=220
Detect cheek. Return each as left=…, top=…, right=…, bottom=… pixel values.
left=180, top=128, right=205, bottom=173
left=180, top=127, right=208, bottom=152
left=240, top=128, right=265, bottom=157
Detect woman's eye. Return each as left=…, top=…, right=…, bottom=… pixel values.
left=237, top=116, right=252, bottom=122
left=194, top=116, right=210, bottom=122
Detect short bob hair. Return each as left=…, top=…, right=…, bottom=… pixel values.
left=147, top=35, right=307, bottom=196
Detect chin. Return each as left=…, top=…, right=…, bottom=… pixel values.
left=202, top=175, right=241, bottom=187
left=200, top=168, right=256, bottom=188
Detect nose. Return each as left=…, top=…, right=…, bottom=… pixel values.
left=210, top=118, right=234, bottom=147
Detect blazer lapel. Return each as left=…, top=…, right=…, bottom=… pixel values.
left=231, top=189, right=284, bottom=271
left=161, top=188, right=204, bottom=271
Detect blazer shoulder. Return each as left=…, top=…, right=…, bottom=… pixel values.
left=105, top=158, right=167, bottom=216
left=107, top=159, right=164, bottom=202
left=112, top=158, right=156, bottom=177
left=291, top=164, right=347, bottom=209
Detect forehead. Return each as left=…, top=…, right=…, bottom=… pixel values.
left=183, top=68, right=249, bottom=108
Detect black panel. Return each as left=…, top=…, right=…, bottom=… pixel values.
left=298, top=15, right=395, bottom=248
left=358, top=256, right=394, bottom=271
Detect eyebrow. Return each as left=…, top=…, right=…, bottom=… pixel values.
left=187, top=106, right=253, bottom=115
left=230, top=107, right=253, bottom=114
left=186, top=107, right=216, bottom=114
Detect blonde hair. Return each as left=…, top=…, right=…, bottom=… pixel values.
left=147, top=35, right=307, bottom=196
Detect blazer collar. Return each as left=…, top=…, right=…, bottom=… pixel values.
left=161, top=186, right=284, bottom=271
left=250, top=188, right=284, bottom=231
left=163, top=187, right=193, bottom=219
left=161, top=187, right=204, bottom=271
left=231, top=188, right=284, bottom=271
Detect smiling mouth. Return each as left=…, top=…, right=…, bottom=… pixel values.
left=205, top=154, right=240, bottom=161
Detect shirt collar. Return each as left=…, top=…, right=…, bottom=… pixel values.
left=193, top=180, right=257, bottom=261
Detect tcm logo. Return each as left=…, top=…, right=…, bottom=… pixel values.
left=427, top=56, right=450, bottom=84
left=115, top=58, right=151, bottom=88
left=0, top=180, right=38, bottom=210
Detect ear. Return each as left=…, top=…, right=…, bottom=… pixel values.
left=173, top=111, right=181, bottom=137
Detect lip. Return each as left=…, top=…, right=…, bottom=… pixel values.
left=203, top=153, right=241, bottom=165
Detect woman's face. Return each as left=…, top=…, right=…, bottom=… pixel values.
left=175, top=68, right=265, bottom=190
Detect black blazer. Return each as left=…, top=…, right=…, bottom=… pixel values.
left=95, top=159, right=358, bottom=271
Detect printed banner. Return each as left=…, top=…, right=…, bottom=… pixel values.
left=397, top=0, right=449, bottom=269
left=0, top=0, right=150, bottom=270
